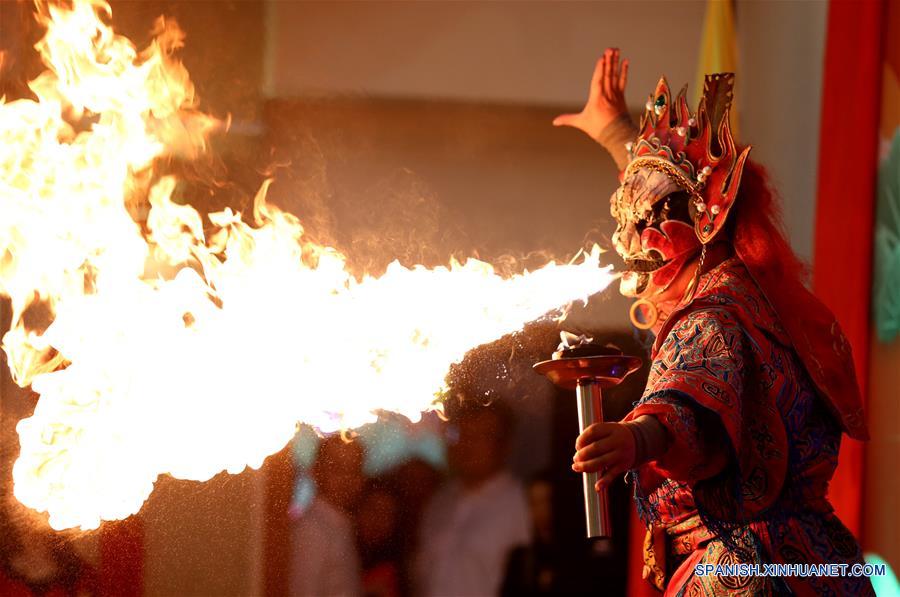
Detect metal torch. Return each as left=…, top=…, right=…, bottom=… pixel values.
left=533, top=333, right=642, bottom=538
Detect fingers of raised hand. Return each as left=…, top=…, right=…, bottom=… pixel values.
left=601, top=48, right=613, bottom=97
left=611, top=48, right=621, bottom=91
left=552, top=112, right=581, bottom=128
left=605, top=48, right=627, bottom=99
left=619, top=58, right=629, bottom=92
left=591, top=53, right=606, bottom=90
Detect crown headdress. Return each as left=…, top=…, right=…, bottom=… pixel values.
left=624, top=73, right=752, bottom=244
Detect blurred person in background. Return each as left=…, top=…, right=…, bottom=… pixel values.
left=500, top=469, right=626, bottom=597
left=290, top=435, right=365, bottom=597
left=0, top=515, right=97, bottom=597
left=499, top=471, right=565, bottom=597
left=414, top=400, right=529, bottom=597
left=384, top=459, right=443, bottom=597
left=356, top=480, right=402, bottom=597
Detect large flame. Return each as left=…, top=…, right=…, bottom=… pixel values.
left=0, top=0, right=615, bottom=530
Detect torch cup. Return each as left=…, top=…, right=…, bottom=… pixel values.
left=534, top=338, right=641, bottom=539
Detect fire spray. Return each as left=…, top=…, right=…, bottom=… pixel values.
left=0, top=0, right=620, bottom=530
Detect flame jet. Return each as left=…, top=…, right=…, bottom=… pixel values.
left=0, top=0, right=615, bottom=530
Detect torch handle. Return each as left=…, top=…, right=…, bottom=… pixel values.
left=576, top=379, right=612, bottom=538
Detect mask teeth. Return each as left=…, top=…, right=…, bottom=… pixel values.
left=635, top=272, right=650, bottom=295
left=625, top=257, right=668, bottom=273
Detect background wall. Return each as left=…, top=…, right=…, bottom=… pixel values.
left=738, top=1, right=827, bottom=264
left=264, top=0, right=827, bottom=262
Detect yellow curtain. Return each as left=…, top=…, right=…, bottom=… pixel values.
left=694, top=0, right=739, bottom=140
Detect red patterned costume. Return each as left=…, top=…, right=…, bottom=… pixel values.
left=599, top=74, right=873, bottom=595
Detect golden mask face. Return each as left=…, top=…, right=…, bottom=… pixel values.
left=610, top=167, right=701, bottom=298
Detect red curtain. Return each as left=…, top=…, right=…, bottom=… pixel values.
left=813, top=0, right=884, bottom=540
left=627, top=510, right=654, bottom=596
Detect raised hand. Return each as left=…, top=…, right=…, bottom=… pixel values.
left=554, top=48, right=629, bottom=142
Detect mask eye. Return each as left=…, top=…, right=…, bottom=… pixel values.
left=634, top=211, right=652, bottom=234
left=645, top=191, right=692, bottom=227
left=661, top=190, right=693, bottom=223
left=660, top=200, right=671, bottom=220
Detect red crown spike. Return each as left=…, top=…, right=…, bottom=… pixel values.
left=695, top=99, right=715, bottom=165
left=675, top=85, right=691, bottom=141
left=693, top=103, right=750, bottom=243
left=702, top=73, right=735, bottom=142
left=639, top=93, right=654, bottom=137
left=716, top=105, right=737, bottom=165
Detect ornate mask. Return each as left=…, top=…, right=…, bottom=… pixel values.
left=611, top=73, right=752, bottom=300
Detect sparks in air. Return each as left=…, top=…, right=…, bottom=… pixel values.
left=0, top=0, right=616, bottom=531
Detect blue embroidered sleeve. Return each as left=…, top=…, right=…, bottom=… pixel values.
left=627, top=308, right=747, bottom=482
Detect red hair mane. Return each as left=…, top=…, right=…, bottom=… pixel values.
left=724, top=152, right=867, bottom=441
left=729, top=156, right=809, bottom=287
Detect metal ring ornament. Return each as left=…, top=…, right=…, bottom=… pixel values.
left=629, top=298, right=659, bottom=330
